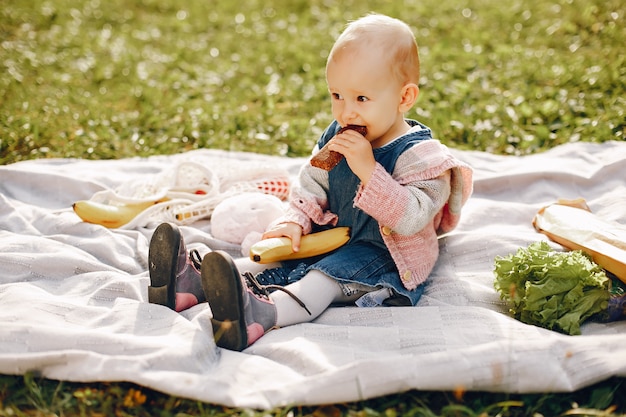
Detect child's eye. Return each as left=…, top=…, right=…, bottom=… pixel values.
left=332, top=93, right=342, bottom=100
left=357, top=96, right=369, bottom=102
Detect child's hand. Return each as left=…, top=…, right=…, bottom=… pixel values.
left=262, top=222, right=303, bottom=252
left=330, top=129, right=376, bottom=184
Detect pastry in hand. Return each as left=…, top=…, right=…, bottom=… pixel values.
left=310, top=125, right=368, bottom=171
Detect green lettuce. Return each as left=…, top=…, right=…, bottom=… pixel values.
left=493, top=241, right=610, bottom=335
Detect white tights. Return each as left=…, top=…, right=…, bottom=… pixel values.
left=272, top=270, right=345, bottom=327
left=234, top=258, right=353, bottom=328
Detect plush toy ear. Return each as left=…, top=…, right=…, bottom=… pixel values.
left=241, top=231, right=263, bottom=257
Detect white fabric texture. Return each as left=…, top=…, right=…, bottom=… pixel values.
left=0, top=143, right=625, bottom=409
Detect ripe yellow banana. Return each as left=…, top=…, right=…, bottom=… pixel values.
left=73, top=200, right=156, bottom=228
left=250, top=227, right=350, bottom=263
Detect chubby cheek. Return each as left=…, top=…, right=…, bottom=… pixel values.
left=330, top=102, right=343, bottom=123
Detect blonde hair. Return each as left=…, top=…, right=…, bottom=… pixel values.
left=327, top=14, right=420, bottom=85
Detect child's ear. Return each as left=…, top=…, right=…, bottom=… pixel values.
left=399, top=83, right=419, bottom=112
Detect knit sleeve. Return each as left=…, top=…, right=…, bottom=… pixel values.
left=269, top=162, right=338, bottom=235
left=354, top=162, right=451, bottom=236
left=268, top=121, right=343, bottom=234
left=355, top=140, right=472, bottom=236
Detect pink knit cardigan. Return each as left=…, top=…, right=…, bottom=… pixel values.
left=276, top=140, right=473, bottom=290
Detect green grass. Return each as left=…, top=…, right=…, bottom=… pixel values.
left=1, top=0, right=625, bottom=415
left=1, top=373, right=624, bottom=416
left=1, top=0, right=624, bottom=165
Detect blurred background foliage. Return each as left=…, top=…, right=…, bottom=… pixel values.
left=1, top=0, right=624, bottom=165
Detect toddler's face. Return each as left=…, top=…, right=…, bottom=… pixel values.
left=326, top=49, right=408, bottom=148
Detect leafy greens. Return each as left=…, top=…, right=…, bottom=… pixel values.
left=494, top=241, right=609, bottom=335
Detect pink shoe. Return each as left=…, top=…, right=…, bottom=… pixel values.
left=202, top=251, right=310, bottom=351
left=148, top=223, right=205, bottom=312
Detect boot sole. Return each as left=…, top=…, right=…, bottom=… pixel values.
left=147, top=223, right=180, bottom=310
left=201, top=251, right=247, bottom=351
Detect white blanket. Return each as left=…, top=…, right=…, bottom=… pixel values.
left=1, top=142, right=625, bottom=409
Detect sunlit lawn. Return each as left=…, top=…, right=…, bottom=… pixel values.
left=1, top=0, right=623, bottom=165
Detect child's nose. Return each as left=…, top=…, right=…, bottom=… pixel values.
left=341, top=102, right=358, bottom=122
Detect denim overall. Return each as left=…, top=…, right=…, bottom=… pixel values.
left=256, top=119, right=432, bottom=306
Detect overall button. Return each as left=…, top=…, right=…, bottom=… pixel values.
left=402, top=270, right=411, bottom=282
left=382, top=226, right=392, bottom=235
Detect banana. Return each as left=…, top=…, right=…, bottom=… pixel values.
left=73, top=200, right=157, bottom=228
left=250, top=227, right=350, bottom=264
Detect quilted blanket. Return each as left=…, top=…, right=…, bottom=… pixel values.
left=1, top=141, right=625, bottom=409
